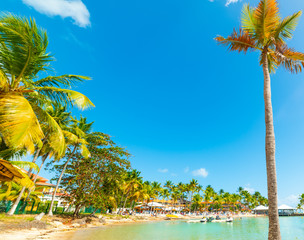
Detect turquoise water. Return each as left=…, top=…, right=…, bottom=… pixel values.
left=70, top=217, right=304, bottom=240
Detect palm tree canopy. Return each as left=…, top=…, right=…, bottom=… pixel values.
left=215, top=0, right=304, bottom=73
left=0, top=14, right=94, bottom=154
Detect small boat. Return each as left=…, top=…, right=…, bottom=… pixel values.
left=166, top=214, right=178, bottom=218
left=200, top=218, right=207, bottom=223
left=207, top=217, right=214, bottom=222
left=226, top=217, right=233, bottom=222
left=187, top=220, right=201, bottom=223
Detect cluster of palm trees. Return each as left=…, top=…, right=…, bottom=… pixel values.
left=115, top=170, right=268, bottom=213
left=0, top=14, right=99, bottom=216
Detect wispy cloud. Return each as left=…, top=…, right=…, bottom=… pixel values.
left=184, top=167, right=189, bottom=173
left=22, top=0, right=90, bottom=27
left=171, top=173, right=177, bottom=177
left=158, top=168, right=168, bottom=173
left=225, top=0, right=241, bottom=7
left=244, top=185, right=255, bottom=194
left=192, top=168, right=208, bottom=178
left=279, top=194, right=299, bottom=208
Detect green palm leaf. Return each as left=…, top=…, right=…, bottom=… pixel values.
left=0, top=94, right=43, bottom=153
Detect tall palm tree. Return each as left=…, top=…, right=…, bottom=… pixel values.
left=0, top=14, right=94, bottom=154
left=47, top=116, right=95, bottom=216
left=120, top=170, right=142, bottom=213
left=188, top=179, right=199, bottom=209
left=215, top=1, right=304, bottom=238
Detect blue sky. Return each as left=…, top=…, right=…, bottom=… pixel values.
left=2, top=0, right=304, bottom=206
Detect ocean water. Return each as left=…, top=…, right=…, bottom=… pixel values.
left=70, top=217, right=304, bottom=240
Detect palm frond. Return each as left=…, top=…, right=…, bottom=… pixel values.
left=215, top=28, right=260, bottom=53
left=30, top=75, right=91, bottom=88
left=11, top=160, right=39, bottom=171
left=31, top=103, right=66, bottom=159
left=62, top=130, right=79, bottom=145
left=241, top=4, right=257, bottom=37
left=0, top=147, right=27, bottom=160
left=34, top=87, right=94, bottom=110
left=0, top=94, right=43, bottom=153
left=0, top=69, right=9, bottom=92
left=254, top=0, right=280, bottom=43
left=274, top=11, right=302, bottom=42
left=0, top=13, right=52, bottom=86
left=274, top=45, right=304, bottom=73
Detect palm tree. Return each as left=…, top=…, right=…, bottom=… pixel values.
left=237, top=187, right=244, bottom=194
left=191, top=194, right=203, bottom=212
left=177, top=182, right=187, bottom=212
left=299, top=193, right=304, bottom=206
left=6, top=104, right=71, bottom=215
left=164, top=180, right=174, bottom=193
left=215, top=1, right=304, bottom=238
left=0, top=14, right=94, bottom=154
left=120, top=170, right=142, bottom=213
left=188, top=179, right=199, bottom=206
left=47, top=116, right=95, bottom=216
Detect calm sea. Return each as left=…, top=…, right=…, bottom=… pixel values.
left=70, top=217, right=304, bottom=240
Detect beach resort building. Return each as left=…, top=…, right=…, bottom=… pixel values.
left=20, top=169, right=68, bottom=208
left=253, top=205, right=296, bottom=216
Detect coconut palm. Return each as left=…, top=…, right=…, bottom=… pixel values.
left=187, top=179, right=199, bottom=210
left=191, top=193, right=203, bottom=212
left=0, top=14, right=94, bottom=155
left=164, top=180, right=174, bottom=193
left=215, top=1, right=304, bottom=238
left=118, top=170, right=142, bottom=214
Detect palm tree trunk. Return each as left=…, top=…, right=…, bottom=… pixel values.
left=6, top=146, right=43, bottom=215
left=121, top=192, right=129, bottom=214
left=25, top=154, right=49, bottom=202
left=117, top=194, right=125, bottom=214
left=47, top=146, right=77, bottom=216
left=262, top=51, right=281, bottom=240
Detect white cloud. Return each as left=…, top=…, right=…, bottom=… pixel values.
left=192, top=168, right=208, bottom=178
left=22, top=0, right=90, bottom=27
left=171, top=173, right=177, bottom=177
left=184, top=167, right=189, bottom=173
left=225, top=0, right=241, bottom=7
left=279, top=194, right=299, bottom=208
left=158, top=168, right=168, bottom=173
left=244, top=187, right=255, bottom=194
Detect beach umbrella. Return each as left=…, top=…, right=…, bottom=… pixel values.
left=147, top=202, right=164, bottom=207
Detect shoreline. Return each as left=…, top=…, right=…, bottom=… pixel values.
left=0, top=213, right=262, bottom=240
